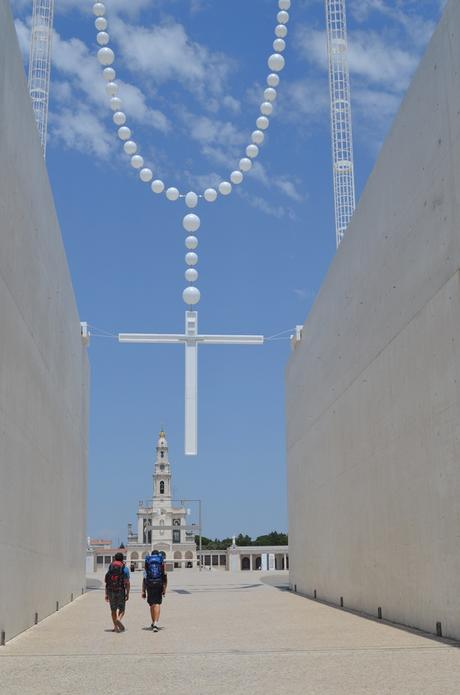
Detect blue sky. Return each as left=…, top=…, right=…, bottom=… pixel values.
left=12, top=0, right=445, bottom=544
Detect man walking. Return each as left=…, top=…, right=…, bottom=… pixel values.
left=142, top=550, right=167, bottom=632
left=105, top=552, right=130, bottom=632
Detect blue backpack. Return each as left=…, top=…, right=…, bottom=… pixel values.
left=145, top=553, right=164, bottom=586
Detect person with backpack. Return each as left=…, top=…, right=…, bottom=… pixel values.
left=142, top=550, right=167, bottom=632
left=105, top=552, right=130, bottom=633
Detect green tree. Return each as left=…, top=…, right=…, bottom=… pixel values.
left=195, top=535, right=213, bottom=547
left=254, top=531, right=288, bottom=546
left=235, top=533, right=252, bottom=546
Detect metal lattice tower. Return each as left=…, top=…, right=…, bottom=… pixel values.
left=325, top=0, right=356, bottom=247
left=28, top=0, right=54, bottom=158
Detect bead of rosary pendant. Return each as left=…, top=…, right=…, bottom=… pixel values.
left=185, top=192, right=198, bottom=208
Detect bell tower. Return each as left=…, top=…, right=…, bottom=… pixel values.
left=129, top=427, right=197, bottom=568
left=153, top=429, right=172, bottom=507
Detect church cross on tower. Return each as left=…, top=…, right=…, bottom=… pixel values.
left=119, top=311, right=264, bottom=456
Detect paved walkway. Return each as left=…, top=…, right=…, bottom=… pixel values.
left=1, top=570, right=460, bottom=694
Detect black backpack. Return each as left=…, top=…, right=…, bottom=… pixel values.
left=105, top=560, right=125, bottom=592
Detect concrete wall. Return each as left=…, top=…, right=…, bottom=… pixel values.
left=0, top=0, right=89, bottom=642
left=286, top=0, right=460, bottom=640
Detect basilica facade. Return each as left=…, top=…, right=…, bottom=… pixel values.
left=126, top=430, right=197, bottom=570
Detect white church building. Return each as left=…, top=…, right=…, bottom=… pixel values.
left=126, top=430, right=197, bottom=571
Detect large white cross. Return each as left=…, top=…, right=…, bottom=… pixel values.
left=119, top=311, right=264, bottom=456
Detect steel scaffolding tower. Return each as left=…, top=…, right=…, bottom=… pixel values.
left=28, top=0, right=54, bottom=158
left=325, top=0, right=356, bottom=247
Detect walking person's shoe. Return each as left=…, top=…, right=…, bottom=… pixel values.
left=152, top=623, right=159, bottom=633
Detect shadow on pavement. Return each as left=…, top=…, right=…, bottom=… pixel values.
left=260, top=574, right=290, bottom=591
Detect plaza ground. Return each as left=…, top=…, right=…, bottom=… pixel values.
left=1, top=570, right=460, bottom=694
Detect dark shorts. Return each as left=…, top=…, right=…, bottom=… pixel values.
left=146, top=585, right=164, bottom=606
left=108, top=590, right=126, bottom=612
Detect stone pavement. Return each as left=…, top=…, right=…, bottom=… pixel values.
left=1, top=569, right=460, bottom=694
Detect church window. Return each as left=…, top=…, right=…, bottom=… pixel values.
left=173, top=518, right=180, bottom=526
left=160, top=481, right=165, bottom=494
left=173, top=530, right=180, bottom=543
left=160, top=451, right=164, bottom=459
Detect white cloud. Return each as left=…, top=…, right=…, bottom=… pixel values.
left=280, top=77, right=330, bottom=125
left=13, top=17, right=29, bottom=54
left=275, top=178, right=304, bottom=202
left=238, top=190, right=296, bottom=220
left=349, top=0, right=437, bottom=47
left=293, top=6, right=439, bottom=152
left=110, top=17, right=234, bottom=101
left=11, top=0, right=154, bottom=17
left=49, top=106, right=113, bottom=158
left=296, top=26, right=418, bottom=93
left=15, top=17, right=170, bottom=155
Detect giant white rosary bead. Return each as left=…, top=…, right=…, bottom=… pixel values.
left=185, top=192, right=198, bottom=208
left=110, top=96, right=122, bottom=111
left=113, top=111, right=126, bottom=126
left=183, top=214, right=201, bottom=232
left=97, top=31, right=110, bottom=46
left=185, top=268, right=198, bottom=282
left=93, top=2, right=106, bottom=17
left=273, top=38, right=286, bottom=53
left=166, top=187, right=179, bottom=201
left=105, top=81, right=118, bottom=96
left=275, top=24, right=287, bottom=38
left=264, top=88, right=277, bottom=102
left=279, top=0, right=291, bottom=9
left=131, top=155, right=144, bottom=169
left=98, top=47, right=114, bottom=66
left=204, top=188, right=217, bottom=202
left=95, top=17, right=107, bottom=31
left=256, top=116, right=269, bottom=130
left=267, top=73, right=280, bottom=87
left=185, top=236, right=198, bottom=250
left=219, top=181, right=232, bottom=195
left=252, top=130, right=265, bottom=145
left=185, top=252, right=198, bottom=266
left=151, top=180, right=165, bottom=194
left=103, top=67, right=115, bottom=81
left=124, top=140, right=137, bottom=155
left=183, top=287, right=200, bottom=305
left=239, top=157, right=252, bottom=172
left=231, top=170, right=243, bottom=184
left=277, top=10, right=289, bottom=24
left=139, top=168, right=153, bottom=182
left=268, top=53, right=285, bottom=72
left=246, top=144, right=259, bottom=158
left=117, top=126, right=131, bottom=141
left=261, top=101, right=273, bottom=116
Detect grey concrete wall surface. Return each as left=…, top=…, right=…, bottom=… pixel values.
left=0, top=0, right=89, bottom=643
left=286, top=0, right=460, bottom=640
